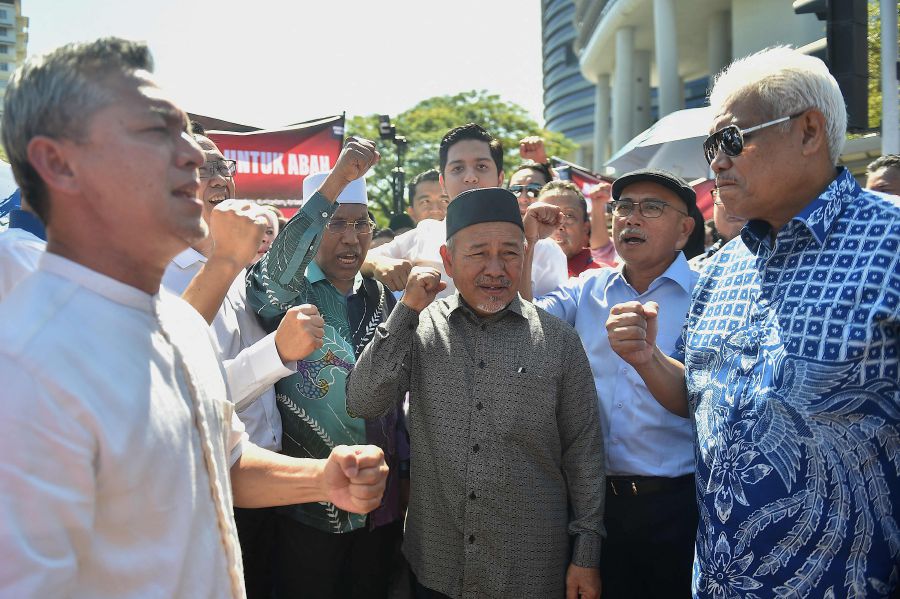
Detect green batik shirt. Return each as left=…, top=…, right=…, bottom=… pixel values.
left=246, top=192, right=366, bottom=533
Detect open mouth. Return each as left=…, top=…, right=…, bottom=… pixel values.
left=337, top=253, right=359, bottom=266
left=618, top=229, right=647, bottom=246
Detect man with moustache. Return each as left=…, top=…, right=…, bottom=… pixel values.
left=348, top=187, right=605, bottom=599
left=521, top=169, right=699, bottom=598
left=363, top=123, right=567, bottom=298
left=246, top=170, right=406, bottom=598
left=0, top=38, right=388, bottom=598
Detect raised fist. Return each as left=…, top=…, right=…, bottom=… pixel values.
left=400, top=266, right=446, bottom=313
left=606, top=301, right=659, bottom=367
left=322, top=445, right=389, bottom=514
left=370, top=256, right=413, bottom=291
left=209, top=199, right=269, bottom=268
left=524, top=201, right=564, bottom=243
left=275, top=303, right=326, bottom=362
left=519, top=136, right=548, bottom=164
left=318, top=137, right=380, bottom=202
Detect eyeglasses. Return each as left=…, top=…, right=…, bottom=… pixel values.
left=324, top=218, right=375, bottom=235
left=199, top=159, right=237, bottom=179
left=703, top=112, right=804, bottom=165
left=508, top=183, right=543, bottom=199
left=608, top=199, right=688, bottom=218
left=559, top=211, right=584, bottom=225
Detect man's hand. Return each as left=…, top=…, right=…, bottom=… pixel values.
left=321, top=445, right=389, bottom=514
left=587, top=181, right=612, bottom=207
left=519, top=135, right=549, bottom=164
left=370, top=256, right=414, bottom=291
left=208, top=199, right=269, bottom=269
left=566, top=564, right=601, bottom=599
left=275, top=304, right=325, bottom=362
left=606, top=301, right=659, bottom=367
left=524, top=201, right=564, bottom=243
left=319, top=137, right=380, bottom=202
left=401, top=266, right=446, bottom=313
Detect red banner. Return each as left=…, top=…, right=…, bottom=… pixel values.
left=207, top=115, right=344, bottom=217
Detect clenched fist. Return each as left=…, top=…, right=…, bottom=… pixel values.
left=322, top=445, right=389, bottom=515
left=400, top=266, right=446, bottom=313
left=209, top=199, right=269, bottom=268
left=319, top=137, right=380, bottom=202
left=606, top=301, right=659, bottom=367
left=370, top=256, right=413, bottom=291
left=275, top=304, right=326, bottom=362
left=519, top=136, right=548, bottom=164
left=524, top=201, right=564, bottom=244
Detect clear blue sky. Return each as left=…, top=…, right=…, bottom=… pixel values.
left=25, top=0, right=546, bottom=129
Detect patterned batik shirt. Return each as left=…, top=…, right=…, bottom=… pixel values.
left=347, top=295, right=606, bottom=599
left=246, top=193, right=399, bottom=534
left=681, top=168, right=900, bottom=598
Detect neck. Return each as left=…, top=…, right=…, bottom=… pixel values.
left=46, top=236, right=170, bottom=295
left=622, top=255, right=676, bottom=294
left=328, top=276, right=354, bottom=296
left=766, top=165, right=839, bottom=231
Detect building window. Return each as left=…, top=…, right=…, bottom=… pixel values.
left=0, top=27, right=7, bottom=37
left=0, top=46, right=8, bottom=55
left=0, top=10, right=7, bottom=19
left=0, top=63, right=9, bottom=72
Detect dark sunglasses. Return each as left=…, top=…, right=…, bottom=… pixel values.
left=508, top=183, right=543, bottom=199
left=703, top=112, right=804, bottom=165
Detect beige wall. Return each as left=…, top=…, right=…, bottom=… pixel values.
left=731, top=0, right=825, bottom=59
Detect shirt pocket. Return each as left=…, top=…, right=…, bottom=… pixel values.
left=495, top=371, right=559, bottom=447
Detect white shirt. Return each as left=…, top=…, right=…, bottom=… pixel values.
left=163, top=248, right=291, bottom=450
left=368, top=218, right=569, bottom=298
left=0, top=253, right=247, bottom=598
left=0, top=226, right=45, bottom=300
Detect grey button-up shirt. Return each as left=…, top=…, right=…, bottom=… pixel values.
left=347, top=294, right=606, bottom=599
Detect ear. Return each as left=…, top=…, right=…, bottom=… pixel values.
left=26, top=136, right=81, bottom=196
left=439, top=244, right=453, bottom=278
left=675, top=214, right=696, bottom=251
left=497, top=170, right=505, bottom=187
left=798, top=109, right=827, bottom=158
left=439, top=173, right=447, bottom=195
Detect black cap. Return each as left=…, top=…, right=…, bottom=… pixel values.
left=445, top=188, right=524, bottom=240
left=612, top=168, right=696, bottom=212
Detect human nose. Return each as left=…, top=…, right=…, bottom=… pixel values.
left=463, top=167, right=479, bottom=184
left=483, top=253, right=504, bottom=276
left=709, top=146, right=732, bottom=174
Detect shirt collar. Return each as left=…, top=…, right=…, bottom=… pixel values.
left=740, top=167, right=858, bottom=254
left=171, top=246, right=206, bottom=269
left=306, top=259, right=365, bottom=296
left=446, top=291, right=525, bottom=320
left=39, top=252, right=155, bottom=313
left=606, top=251, right=694, bottom=295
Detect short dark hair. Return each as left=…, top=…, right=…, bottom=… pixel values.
left=439, top=123, right=503, bottom=176
left=408, top=168, right=440, bottom=204
left=867, top=154, right=900, bottom=174
left=539, top=180, right=588, bottom=222
left=2, top=37, right=154, bottom=224
left=509, top=161, right=552, bottom=186
left=190, top=120, right=206, bottom=136
left=373, top=227, right=395, bottom=241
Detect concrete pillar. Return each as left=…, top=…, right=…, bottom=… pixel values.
left=633, top=50, right=652, bottom=134
left=882, top=0, right=899, bottom=153
left=593, top=73, right=611, bottom=170
left=707, top=11, right=731, bottom=79
left=653, top=0, right=681, bottom=116
left=613, top=27, right=635, bottom=151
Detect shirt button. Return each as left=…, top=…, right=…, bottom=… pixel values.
left=468, top=534, right=476, bottom=544
left=321, top=211, right=328, bottom=218
left=478, top=360, right=485, bottom=369
left=472, top=444, right=480, bottom=453
left=617, top=402, right=623, bottom=408
left=476, top=402, right=483, bottom=411
left=469, top=491, right=477, bottom=500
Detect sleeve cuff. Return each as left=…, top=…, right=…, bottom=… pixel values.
left=571, top=534, right=602, bottom=568
left=301, top=191, right=339, bottom=225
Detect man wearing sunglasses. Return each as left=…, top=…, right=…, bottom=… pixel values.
left=608, top=47, right=900, bottom=597
left=507, top=160, right=553, bottom=217
left=521, top=168, right=699, bottom=598
left=246, top=167, right=408, bottom=598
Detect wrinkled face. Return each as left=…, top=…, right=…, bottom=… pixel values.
left=709, top=96, right=800, bottom=222
left=55, top=70, right=205, bottom=260
left=440, top=139, right=504, bottom=200
left=251, top=211, right=278, bottom=265
left=866, top=167, right=900, bottom=196
left=440, top=221, right=524, bottom=317
left=408, top=180, right=449, bottom=222
left=195, top=136, right=236, bottom=226
left=314, top=203, right=371, bottom=289
left=712, top=198, right=746, bottom=243
left=612, top=181, right=694, bottom=269
left=541, top=189, right=589, bottom=258
left=509, top=167, right=549, bottom=216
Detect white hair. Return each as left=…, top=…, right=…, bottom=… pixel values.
left=708, top=46, right=847, bottom=165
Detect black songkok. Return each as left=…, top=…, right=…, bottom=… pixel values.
left=445, top=188, right=524, bottom=241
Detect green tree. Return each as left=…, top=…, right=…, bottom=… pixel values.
left=347, top=90, right=576, bottom=224
left=868, top=0, right=900, bottom=129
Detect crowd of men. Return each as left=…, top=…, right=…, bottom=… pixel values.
left=0, top=37, right=898, bottom=599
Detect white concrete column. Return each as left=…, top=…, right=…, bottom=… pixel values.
left=594, top=73, right=611, bottom=170
left=882, top=0, right=899, bottom=154
left=653, top=0, right=681, bottom=116
left=613, top=27, right=635, bottom=151
left=633, top=50, right=652, bottom=134
left=707, top=11, right=731, bottom=78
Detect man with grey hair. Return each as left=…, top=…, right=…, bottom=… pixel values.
left=866, top=153, right=900, bottom=196
left=607, top=46, right=900, bottom=597
left=0, top=37, right=388, bottom=597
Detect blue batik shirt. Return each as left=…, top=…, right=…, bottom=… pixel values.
left=682, top=168, right=900, bottom=598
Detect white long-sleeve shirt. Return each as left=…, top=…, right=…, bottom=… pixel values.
left=163, top=248, right=292, bottom=450
left=0, top=252, right=247, bottom=598
left=368, top=218, right=568, bottom=298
